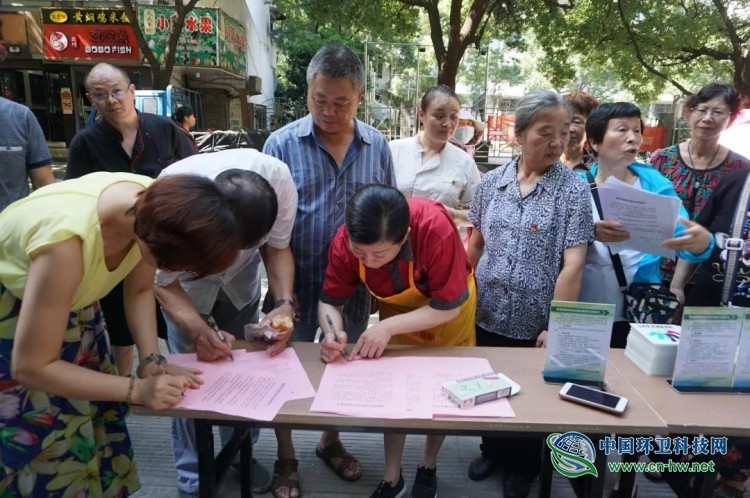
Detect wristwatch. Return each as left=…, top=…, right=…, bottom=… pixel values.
left=275, top=298, right=295, bottom=308
left=136, top=353, right=166, bottom=377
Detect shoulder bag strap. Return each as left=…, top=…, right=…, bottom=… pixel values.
left=586, top=172, right=629, bottom=291
left=721, top=172, right=750, bottom=305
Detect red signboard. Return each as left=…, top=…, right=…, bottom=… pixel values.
left=41, top=8, right=138, bottom=61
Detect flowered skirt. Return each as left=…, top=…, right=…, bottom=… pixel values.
left=0, top=284, right=139, bottom=497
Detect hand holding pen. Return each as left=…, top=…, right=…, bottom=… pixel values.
left=207, top=316, right=234, bottom=361
left=321, top=314, right=350, bottom=363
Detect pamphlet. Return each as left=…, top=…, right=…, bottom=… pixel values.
left=672, top=307, right=745, bottom=390
left=597, top=176, right=681, bottom=259
left=731, top=313, right=750, bottom=391
left=543, top=301, right=615, bottom=386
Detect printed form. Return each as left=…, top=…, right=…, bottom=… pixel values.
left=169, top=348, right=315, bottom=421
left=310, top=356, right=516, bottom=419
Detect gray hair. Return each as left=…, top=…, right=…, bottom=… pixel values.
left=306, top=44, right=365, bottom=92
left=514, top=90, right=567, bottom=135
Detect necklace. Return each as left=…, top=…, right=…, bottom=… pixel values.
left=687, top=139, right=721, bottom=189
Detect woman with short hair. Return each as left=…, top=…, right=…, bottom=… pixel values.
left=578, top=102, right=713, bottom=347
left=466, top=90, right=595, bottom=497
left=319, top=184, right=476, bottom=498
left=0, top=172, right=248, bottom=497
left=561, top=90, right=599, bottom=171
left=649, top=83, right=750, bottom=288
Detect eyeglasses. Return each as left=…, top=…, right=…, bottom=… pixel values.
left=691, top=107, right=729, bottom=119
left=89, top=89, right=128, bottom=103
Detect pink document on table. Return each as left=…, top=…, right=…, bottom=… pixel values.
left=417, top=357, right=516, bottom=418
left=310, top=356, right=516, bottom=419
left=310, top=357, right=433, bottom=419
left=169, top=348, right=314, bottom=421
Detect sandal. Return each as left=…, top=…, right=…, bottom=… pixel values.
left=315, top=440, right=362, bottom=482
left=271, top=458, right=300, bottom=498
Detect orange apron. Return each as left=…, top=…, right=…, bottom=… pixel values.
left=358, top=260, right=476, bottom=347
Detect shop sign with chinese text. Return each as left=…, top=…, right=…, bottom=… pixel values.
left=139, top=7, right=218, bottom=67
left=218, top=11, right=247, bottom=77
left=41, top=8, right=138, bottom=61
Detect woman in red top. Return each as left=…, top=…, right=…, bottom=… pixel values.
left=319, top=185, right=476, bottom=498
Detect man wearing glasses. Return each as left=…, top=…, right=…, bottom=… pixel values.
left=66, top=62, right=196, bottom=179
left=65, top=63, right=197, bottom=380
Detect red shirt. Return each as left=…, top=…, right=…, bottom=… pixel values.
left=321, top=198, right=472, bottom=310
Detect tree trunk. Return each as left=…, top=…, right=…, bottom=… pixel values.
left=438, top=52, right=460, bottom=88
left=152, top=70, right=171, bottom=90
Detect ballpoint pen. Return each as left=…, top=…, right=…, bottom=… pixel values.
left=324, top=314, right=349, bottom=359
left=207, top=315, right=234, bottom=361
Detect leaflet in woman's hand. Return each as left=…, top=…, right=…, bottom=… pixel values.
left=598, top=177, right=680, bottom=259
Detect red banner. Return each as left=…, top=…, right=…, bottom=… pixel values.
left=42, top=8, right=139, bottom=61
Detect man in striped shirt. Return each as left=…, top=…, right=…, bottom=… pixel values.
left=263, top=43, right=395, bottom=498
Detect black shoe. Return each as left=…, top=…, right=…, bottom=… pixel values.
left=231, top=458, right=272, bottom=494
left=468, top=454, right=495, bottom=481
left=502, top=472, right=533, bottom=498
left=370, top=472, right=407, bottom=498
left=412, top=466, right=437, bottom=498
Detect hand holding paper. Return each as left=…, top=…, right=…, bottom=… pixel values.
left=663, top=217, right=712, bottom=255
left=594, top=220, right=630, bottom=243
left=161, top=363, right=204, bottom=389
left=596, top=177, right=681, bottom=259
left=350, top=323, right=392, bottom=359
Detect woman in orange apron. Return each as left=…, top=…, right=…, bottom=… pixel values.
left=319, top=184, right=476, bottom=498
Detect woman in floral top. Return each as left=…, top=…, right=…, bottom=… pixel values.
left=649, top=83, right=750, bottom=284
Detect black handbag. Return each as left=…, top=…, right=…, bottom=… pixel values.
left=586, top=173, right=679, bottom=324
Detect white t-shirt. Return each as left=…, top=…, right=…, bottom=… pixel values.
left=155, top=148, right=298, bottom=313
left=579, top=178, right=644, bottom=321
left=389, top=136, right=481, bottom=209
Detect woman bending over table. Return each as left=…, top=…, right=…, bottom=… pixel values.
left=319, top=184, right=476, bottom=498
left=0, top=172, right=246, bottom=497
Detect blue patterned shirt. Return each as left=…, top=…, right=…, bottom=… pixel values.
left=469, top=158, right=594, bottom=340
left=263, top=115, right=396, bottom=328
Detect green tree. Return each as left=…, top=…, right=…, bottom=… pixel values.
left=397, top=0, right=572, bottom=88
left=273, top=0, right=421, bottom=110
left=534, top=0, right=750, bottom=100
left=121, top=0, right=200, bottom=89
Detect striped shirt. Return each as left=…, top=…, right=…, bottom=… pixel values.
left=263, top=114, right=396, bottom=328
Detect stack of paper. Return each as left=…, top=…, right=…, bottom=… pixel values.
left=624, top=323, right=681, bottom=376
left=597, top=176, right=681, bottom=260
left=310, top=356, right=518, bottom=419
left=169, top=348, right=316, bottom=421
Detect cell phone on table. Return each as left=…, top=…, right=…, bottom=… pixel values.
left=559, top=382, right=628, bottom=414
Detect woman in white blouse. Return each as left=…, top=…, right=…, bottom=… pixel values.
left=389, top=85, right=481, bottom=226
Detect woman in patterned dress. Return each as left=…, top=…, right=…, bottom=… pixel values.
left=649, top=83, right=750, bottom=289
left=0, top=172, right=245, bottom=497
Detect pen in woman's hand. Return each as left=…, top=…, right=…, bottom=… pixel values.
left=207, top=315, right=234, bottom=361
left=324, top=314, right=349, bottom=359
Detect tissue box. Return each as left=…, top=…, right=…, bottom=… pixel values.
left=442, top=372, right=512, bottom=409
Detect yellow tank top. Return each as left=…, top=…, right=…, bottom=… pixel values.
left=0, top=172, right=153, bottom=311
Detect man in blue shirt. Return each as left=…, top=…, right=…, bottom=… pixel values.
left=0, top=97, right=54, bottom=211
left=263, top=43, right=395, bottom=498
